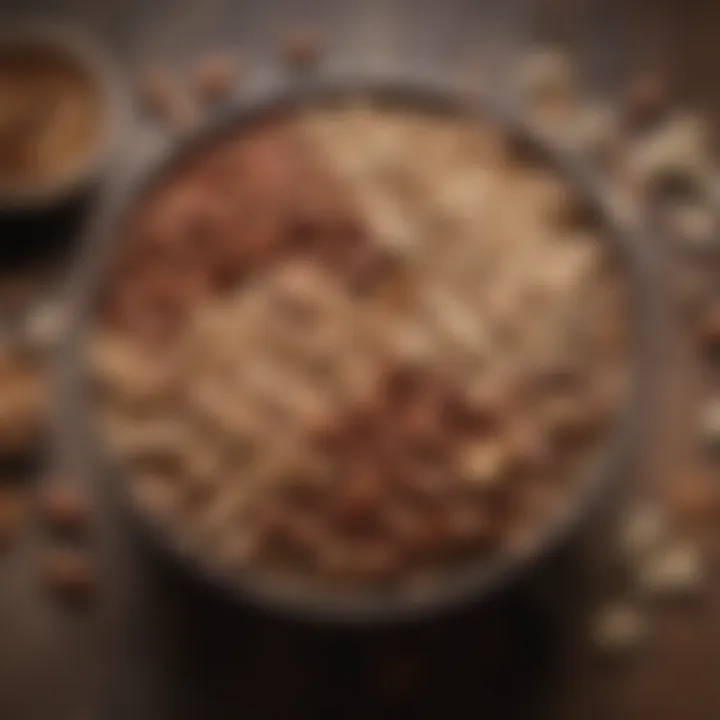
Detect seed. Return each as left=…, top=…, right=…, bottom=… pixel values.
left=38, top=483, right=90, bottom=535
left=280, top=28, right=325, bottom=71
left=192, top=52, right=239, bottom=104
left=44, top=549, right=96, bottom=602
left=592, top=602, right=646, bottom=654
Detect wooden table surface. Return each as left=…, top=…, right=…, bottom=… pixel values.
left=0, top=1, right=719, bottom=718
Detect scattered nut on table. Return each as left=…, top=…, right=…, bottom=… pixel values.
left=619, top=502, right=670, bottom=561
left=0, top=484, right=25, bottom=550
left=699, top=399, right=720, bottom=450
left=136, top=65, right=196, bottom=131
left=623, top=72, right=669, bottom=128
left=514, top=47, right=576, bottom=107
left=280, top=28, right=325, bottom=70
left=43, top=548, right=96, bottom=601
left=38, top=482, right=90, bottom=535
left=191, top=52, right=239, bottom=104
left=637, top=542, right=705, bottom=597
left=592, top=602, right=647, bottom=654
left=0, top=349, right=46, bottom=457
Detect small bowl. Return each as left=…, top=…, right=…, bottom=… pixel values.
left=0, top=23, right=128, bottom=215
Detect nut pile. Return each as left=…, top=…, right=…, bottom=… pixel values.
left=92, top=100, right=629, bottom=588
left=102, top=120, right=393, bottom=346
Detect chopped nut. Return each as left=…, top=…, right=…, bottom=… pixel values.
left=44, top=548, right=96, bottom=601
left=38, top=483, right=90, bottom=535
left=592, top=602, right=646, bottom=653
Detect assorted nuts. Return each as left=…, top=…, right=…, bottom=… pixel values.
left=92, top=99, right=628, bottom=589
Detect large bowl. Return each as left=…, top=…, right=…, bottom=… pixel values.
left=56, top=79, right=663, bottom=625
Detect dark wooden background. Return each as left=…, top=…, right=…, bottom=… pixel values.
left=1, top=0, right=719, bottom=718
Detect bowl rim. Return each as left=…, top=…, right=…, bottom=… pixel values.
left=0, top=20, right=130, bottom=212
left=56, top=77, right=664, bottom=625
